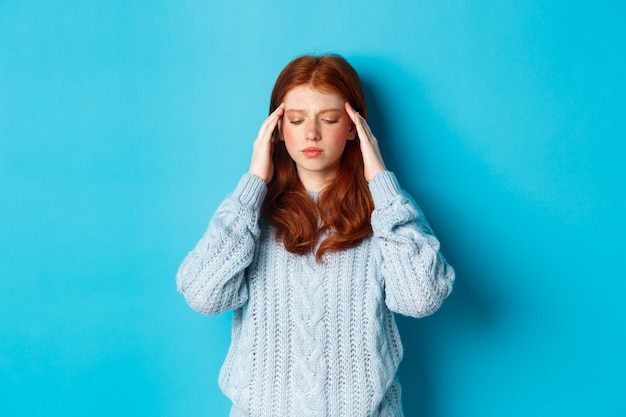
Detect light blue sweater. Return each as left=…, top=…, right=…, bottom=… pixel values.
left=176, top=171, right=455, bottom=417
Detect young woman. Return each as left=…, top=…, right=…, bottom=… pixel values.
left=176, top=54, right=455, bottom=417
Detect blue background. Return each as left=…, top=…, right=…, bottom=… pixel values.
left=1, top=1, right=625, bottom=416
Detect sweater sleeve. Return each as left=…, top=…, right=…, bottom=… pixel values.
left=369, top=171, right=455, bottom=318
left=176, top=173, right=267, bottom=315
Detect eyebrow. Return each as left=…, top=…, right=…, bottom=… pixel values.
left=285, top=108, right=343, bottom=115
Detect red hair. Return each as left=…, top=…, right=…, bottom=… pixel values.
left=261, top=54, right=374, bottom=261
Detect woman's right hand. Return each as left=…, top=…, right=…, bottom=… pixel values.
left=248, top=103, right=284, bottom=183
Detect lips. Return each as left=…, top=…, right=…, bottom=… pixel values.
left=302, top=147, right=323, bottom=157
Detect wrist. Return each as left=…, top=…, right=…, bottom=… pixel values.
left=248, top=164, right=272, bottom=184
left=365, top=163, right=387, bottom=182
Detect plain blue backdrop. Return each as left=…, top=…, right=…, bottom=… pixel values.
left=1, top=1, right=625, bottom=416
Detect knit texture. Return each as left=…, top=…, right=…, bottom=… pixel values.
left=176, top=171, right=455, bottom=417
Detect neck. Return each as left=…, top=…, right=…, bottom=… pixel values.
left=298, top=171, right=337, bottom=193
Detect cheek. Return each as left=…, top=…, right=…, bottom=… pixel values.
left=326, top=124, right=351, bottom=142
left=334, top=120, right=352, bottom=136
left=281, top=128, right=300, bottom=158
left=281, top=123, right=297, bottom=141
left=281, top=129, right=297, bottom=148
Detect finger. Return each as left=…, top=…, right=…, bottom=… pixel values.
left=344, top=102, right=360, bottom=125
left=257, top=104, right=284, bottom=143
left=360, top=119, right=376, bottom=143
left=260, top=104, right=284, bottom=135
left=344, top=102, right=367, bottom=139
left=346, top=103, right=375, bottom=144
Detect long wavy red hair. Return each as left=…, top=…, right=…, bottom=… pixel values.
left=261, top=54, right=374, bottom=262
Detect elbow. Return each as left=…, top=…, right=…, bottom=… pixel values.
left=391, top=293, right=443, bottom=318
left=176, top=266, right=228, bottom=315
left=414, top=292, right=449, bottom=318
left=392, top=266, right=455, bottom=318
left=180, top=285, right=239, bottom=316
left=420, top=267, right=455, bottom=317
left=178, top=279, right=248, bottom=316
left=181, top=290, right=221, bottom=315
left=399, top=288, right=451, bottom=318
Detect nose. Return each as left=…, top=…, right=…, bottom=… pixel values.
left=305, top=120, right=320, bottom=141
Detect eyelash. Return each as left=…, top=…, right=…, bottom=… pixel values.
left=288, top=119, right=338, bottom=125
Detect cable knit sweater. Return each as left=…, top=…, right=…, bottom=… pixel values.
left=176, top=171, right=454, bottom=417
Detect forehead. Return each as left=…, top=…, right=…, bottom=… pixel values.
left=283, top=85, right=344, bottom=110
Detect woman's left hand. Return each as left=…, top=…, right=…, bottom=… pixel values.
left=345, top=102, right=386, bottom=182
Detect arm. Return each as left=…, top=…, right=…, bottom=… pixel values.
left=176, top=174, right=266, bottom=315
left=176, top=104, right=284, bottom=315
left=345, top=102, right=454, bottom=317
left=370, top=171, right=455, bottom=317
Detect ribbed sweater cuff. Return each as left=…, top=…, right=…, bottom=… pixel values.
left=369, top=171, right=401, bottom=206
left=234, top=173, right=267, bottom=209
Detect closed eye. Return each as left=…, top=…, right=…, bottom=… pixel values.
left=289, top=119, right=304, bottom=125
left=322, top=119, right=339, bottom=124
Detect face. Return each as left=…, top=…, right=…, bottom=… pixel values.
left=279, top=85, right=355, bottom=191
